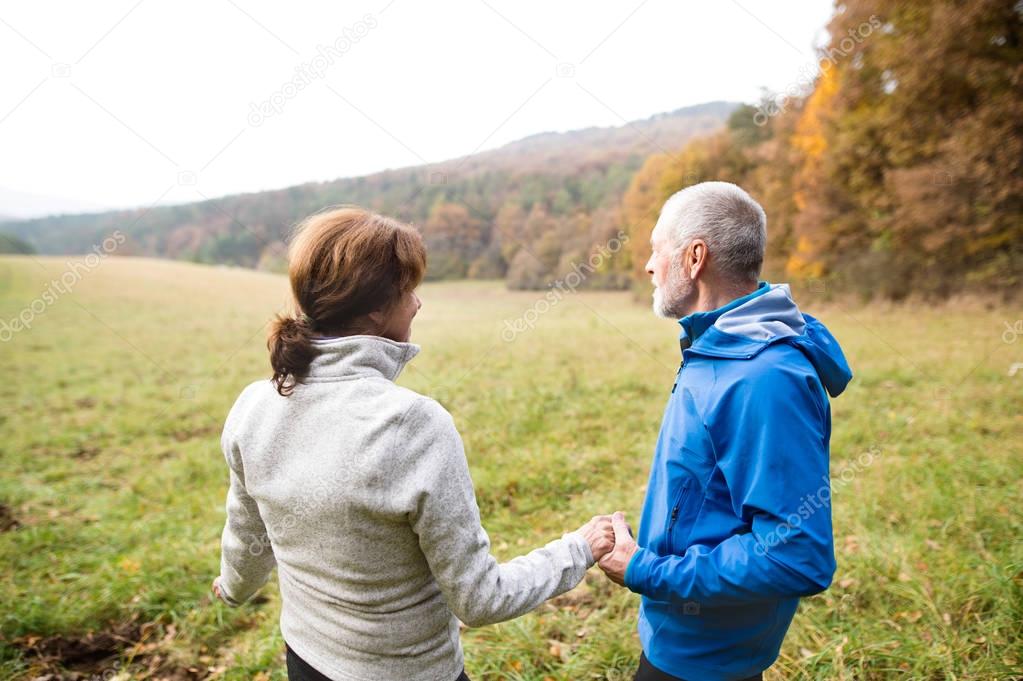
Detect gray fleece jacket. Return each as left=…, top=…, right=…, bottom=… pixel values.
left=217, top=334, right=594, bottom=681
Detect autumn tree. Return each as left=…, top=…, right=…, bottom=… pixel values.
left=422, top=201, right=484, bottom=280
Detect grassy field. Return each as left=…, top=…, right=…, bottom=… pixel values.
left=0, top=255, right=1020, bottom=680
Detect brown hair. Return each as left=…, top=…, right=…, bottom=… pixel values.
left=268, top=206, right=426, bottom=396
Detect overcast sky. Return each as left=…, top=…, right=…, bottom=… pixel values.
left=0, top=0, right=833, bottom=216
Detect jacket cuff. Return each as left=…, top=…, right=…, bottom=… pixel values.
left=216, top=578, right=244, bottom=607
left=624, top=546, right=654, bottom=594
left=566, top=530, right=595, bottom=568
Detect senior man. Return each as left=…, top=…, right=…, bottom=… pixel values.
left=598, top=182, right=852, bottom=681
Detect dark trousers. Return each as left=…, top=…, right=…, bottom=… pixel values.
left=285, top=643, right=470, bottom=681
left=635, top=652, right=763, bottom=681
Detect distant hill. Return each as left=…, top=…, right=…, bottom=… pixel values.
left=443, top=100, right=736, bottom=175
left=3, top=101, right=737, bottom=288
left=0, top=232, right=35, bottom=254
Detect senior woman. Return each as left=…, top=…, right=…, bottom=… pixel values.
left=211, top=206, right=614, bottom=681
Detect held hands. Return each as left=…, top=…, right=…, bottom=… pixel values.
left=577, top=515, right=616, bottom=562
left=578, top=511, right=639, bottom=587
left=597, top=511, right=638, bottom=586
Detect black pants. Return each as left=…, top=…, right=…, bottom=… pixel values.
left=285, top=643, right=470, bottom=681
left=635, top=652, right=763, bottom=681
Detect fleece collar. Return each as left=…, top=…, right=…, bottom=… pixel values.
left=305, top=334, right=420, bottom=382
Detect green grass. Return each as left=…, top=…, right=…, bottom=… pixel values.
left=0, top=255, right=1020, bottom=680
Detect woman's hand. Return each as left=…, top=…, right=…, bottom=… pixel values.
left=577, top=515, right=616, bottom=562
left=211, top=577, right=226, bottom=603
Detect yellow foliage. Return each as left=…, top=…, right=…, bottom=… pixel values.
left=621, top=152, right=677, bottom=279
left=785, top=236, right=826, bottom=279
left=793, top=190, right=807, bottom=213
left=792, top=60, right=839, bottom=162
left=786, top=60, right=841, bottom=279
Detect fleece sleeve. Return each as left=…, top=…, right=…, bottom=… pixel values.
left=217, top=423, right=277, bottom=606
left=404, top=398, right=594, bottom=627
left=625, top=365, right=837, bottom=606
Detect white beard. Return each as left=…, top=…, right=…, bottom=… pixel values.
left=652, top=261, right=694, bottom=319
left=652, top=287, right=671, bottom=318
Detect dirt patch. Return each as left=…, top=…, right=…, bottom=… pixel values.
left=0, top=503, right=20, bottom=532
left=12, top=618, right=211, bottom=681
left=14, top=618, right=142, bottom=679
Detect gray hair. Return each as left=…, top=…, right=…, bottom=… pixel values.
left=658, top=181, right=767, bottom=283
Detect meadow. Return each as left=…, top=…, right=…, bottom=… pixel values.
left=0, top=255, right=1020, bottom=680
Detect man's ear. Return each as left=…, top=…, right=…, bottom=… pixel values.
left=688, top=239, right=708, bottom=280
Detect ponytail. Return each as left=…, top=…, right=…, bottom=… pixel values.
left=268, top=313, right=317, bottom=396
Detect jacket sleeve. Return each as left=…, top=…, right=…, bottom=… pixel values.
left=217, top=420, right=277, bottom=606
left=625, top=364, right=836, bottom=606
left=403, top=398, right=594, bottom=627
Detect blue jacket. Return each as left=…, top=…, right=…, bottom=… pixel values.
left=624, top=282, right=852, bottom=680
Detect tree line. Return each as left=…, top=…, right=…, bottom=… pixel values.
left=617, top=0, right=1021, bottom=300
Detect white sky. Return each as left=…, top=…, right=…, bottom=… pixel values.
left=0, top=0, right=833, bottom=214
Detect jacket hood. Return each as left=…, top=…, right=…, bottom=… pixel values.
left=305, top=334, right=420, bottom=382
left=689, top=283, right=853, bottom=397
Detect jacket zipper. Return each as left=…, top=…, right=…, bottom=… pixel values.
left=671, top=340, right=689, bottom=393
left=665, top=480, right=690, bottom=552
left=668, top=339, right=691, bottom=551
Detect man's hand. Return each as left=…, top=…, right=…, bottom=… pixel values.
left=598, top=511, right=638, bottom=586
left=577, top=515, right=616, bottom=562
